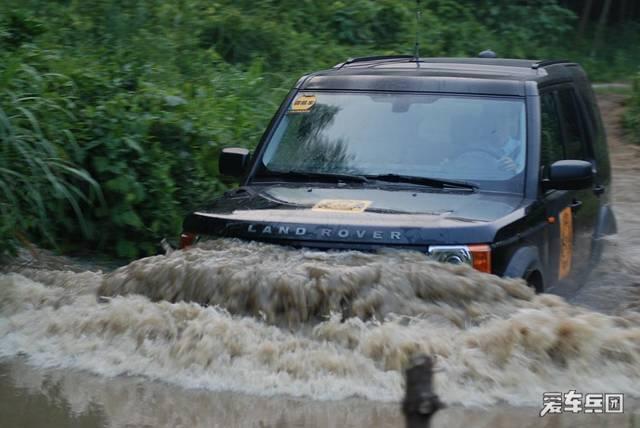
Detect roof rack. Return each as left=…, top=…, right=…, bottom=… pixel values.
left=334, top=55, right=415, bottom=69
left=531, top=59, right=573, bottom=70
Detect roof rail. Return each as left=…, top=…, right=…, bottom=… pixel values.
left=531, top=59, right=573, bottom=70
left=334, top=55, right=415, bottom=69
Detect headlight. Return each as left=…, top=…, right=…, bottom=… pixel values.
left=428, top=246, right=472, bottom=265
left=428, top=245, right=492, bottom=273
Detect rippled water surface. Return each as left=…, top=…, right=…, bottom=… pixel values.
left=1, top=94, right=639, bottom=427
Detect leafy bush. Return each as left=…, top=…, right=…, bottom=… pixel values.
left=467, top=0, right=576, bottom=57
left=0, top=59, right=100, bottom=254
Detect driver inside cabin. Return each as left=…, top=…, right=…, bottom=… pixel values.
left=441, top=101, right=526, bottom=177
left=492, top=106, right=526, bottom=174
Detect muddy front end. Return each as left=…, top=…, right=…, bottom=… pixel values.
left=180, top=185, right=527, bottom=274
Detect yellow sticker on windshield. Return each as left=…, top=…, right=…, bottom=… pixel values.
left=558, top=206, right=573, bottom=280
left=312, top=199, right=371, bottom=213
left=291, top=95, right=316, bottom=113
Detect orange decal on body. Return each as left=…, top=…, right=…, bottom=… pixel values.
left=558, top=206, right=573, bottom=280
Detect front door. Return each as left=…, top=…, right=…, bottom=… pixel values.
left=539, top=88, right=598, bottom=286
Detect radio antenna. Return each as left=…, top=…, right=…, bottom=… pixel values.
left=413, top=0, right=421, bottom=66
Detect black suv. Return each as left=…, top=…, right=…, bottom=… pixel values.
left=182, top=55, right=616, bottom=293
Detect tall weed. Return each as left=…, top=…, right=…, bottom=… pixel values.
left=0, top=63, right=100, bottom=254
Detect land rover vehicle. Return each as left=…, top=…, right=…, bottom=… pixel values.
left=181, top=55, right=616, bottom=292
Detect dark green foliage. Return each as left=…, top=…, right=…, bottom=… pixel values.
left=0, top=11, right=45, bottom=49
left=623, top=73, right=640, bottom=145
left=466, top=0, right=576, bottom=57
left=0, top=0, right=637, bottom=258
left=0, top=59, right=101, bottom=253
left=564, top=22, right=640, bottom=82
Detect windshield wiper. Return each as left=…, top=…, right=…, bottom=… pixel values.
left=365, top=174, right=477, bottom=190
left=259, top=169, right=370, bottom=183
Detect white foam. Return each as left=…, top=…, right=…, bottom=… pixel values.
left=1, top=240, right=639, bottom=406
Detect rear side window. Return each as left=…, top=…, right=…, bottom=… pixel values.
left=540, top=92, right=564, bottom=169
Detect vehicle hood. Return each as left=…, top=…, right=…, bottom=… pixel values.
left=183, top=184, right=528, bottom=248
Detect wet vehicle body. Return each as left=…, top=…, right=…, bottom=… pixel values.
left=182, top=56, right=616, bottom=292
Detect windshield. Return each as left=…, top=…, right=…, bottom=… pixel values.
left=259, top=92, right=527, bottom=193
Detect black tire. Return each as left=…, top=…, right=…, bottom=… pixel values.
left=525, top=270, right=544, bottom=293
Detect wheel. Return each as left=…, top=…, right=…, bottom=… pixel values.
left=525, top=270, right=544, bottom=293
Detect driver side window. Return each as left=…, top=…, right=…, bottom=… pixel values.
left=557, top=88, right=588, bottom=161
left=540, top=92, right=564, bottom=173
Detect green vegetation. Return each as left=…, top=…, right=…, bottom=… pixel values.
left=0, top=63, right=102, bottom=251
left=624, top=73, right=640, bottom=144
left=1, top=0, right=639, bottom=258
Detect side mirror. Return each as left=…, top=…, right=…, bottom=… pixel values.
left=543, top=160, right=594, bottom=191
left=219, top=147, right=250, bottom=178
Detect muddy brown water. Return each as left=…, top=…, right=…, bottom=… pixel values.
left=1, top=93, right=640, bottom=427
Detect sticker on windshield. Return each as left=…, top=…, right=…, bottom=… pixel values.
left=312, top=199, right=371, bottom=213
left=558, top=206, right=573, bottom=279
left=290, top=95, right=316, bottom=113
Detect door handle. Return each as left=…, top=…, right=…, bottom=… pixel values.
left=593, top=184, right=605, bottom=196
left=570, top=199, right=583, bottom=211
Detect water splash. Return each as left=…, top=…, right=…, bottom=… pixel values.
left=99, top=240, right=534, bottom=326
left=1, top=238, right=639, bottom=406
